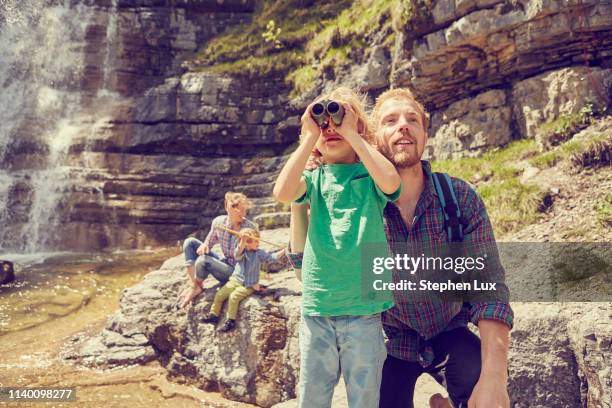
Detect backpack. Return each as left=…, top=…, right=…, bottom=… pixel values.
left=431, top=172, right=466, bottom=242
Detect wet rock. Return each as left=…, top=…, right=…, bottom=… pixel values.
left=0, top=261, right=15, bottom=285
left=66, top=332, right=156, bottom=367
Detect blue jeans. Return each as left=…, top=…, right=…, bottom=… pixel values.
left=299, top=314, right=387, bottom=408
left=182, top=237, right=233, bottom=283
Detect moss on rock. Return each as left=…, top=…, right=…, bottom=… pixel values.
left=188, top=0, right=411, bottom=94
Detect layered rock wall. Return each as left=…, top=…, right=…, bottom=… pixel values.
left=393, top=0, right=612, bottom=159
left=1, top=0, right=293, bottom=251
left=2, top=0, right=610, bottom=250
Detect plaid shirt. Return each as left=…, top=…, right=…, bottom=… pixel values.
left=382, top=161, right=513, bottom=367
left=233, top=247, right=284, bottom=287
left=203, top=215, right=258, bottom=267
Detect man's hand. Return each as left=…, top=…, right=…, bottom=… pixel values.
left=196, top=243, right=209, bottom=256
left=253, top=283, right=262, bottom=291
left=468, top=373, right=509, bottom=408
left=472, top=319, right=510, bottom=408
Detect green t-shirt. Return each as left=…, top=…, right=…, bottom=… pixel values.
left=296, top=162, right=401, bottom=316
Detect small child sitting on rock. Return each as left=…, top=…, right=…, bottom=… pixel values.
left=203, top=228, right=283, bottom=332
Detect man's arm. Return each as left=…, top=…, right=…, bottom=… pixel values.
left=469, top=320, right=510, bottom=408
left=458, top=180, right=512, bottom=408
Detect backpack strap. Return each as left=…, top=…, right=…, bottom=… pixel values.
left=432, top=172, right=464, bottom=242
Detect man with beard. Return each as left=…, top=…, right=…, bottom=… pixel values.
left=373, top=88, right=513, bottom=408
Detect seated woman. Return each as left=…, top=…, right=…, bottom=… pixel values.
left=179, top=192, right=258, bottom=308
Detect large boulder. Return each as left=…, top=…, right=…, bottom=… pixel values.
left=512, top=66, right=612, bottom=143
left=427, top=89, right=512, bottom=159
left=509, top=303, right=611, bottom=408
left=64, top=230, right=302, bottom=407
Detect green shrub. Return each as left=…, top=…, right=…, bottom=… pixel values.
left=529, top=133, right=610, bottom=169
left=537, top=104, right=596, bottom=148
left=594, top=194, right=612, bottom=229
left=432, top=139, right=544, bottom=235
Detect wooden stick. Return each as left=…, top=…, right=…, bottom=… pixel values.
left=215, top=225, right=285, bottom=249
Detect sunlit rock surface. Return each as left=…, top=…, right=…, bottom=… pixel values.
left=64, top=229, right=612, bottom=408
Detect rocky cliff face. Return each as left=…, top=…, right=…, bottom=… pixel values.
left=1, top=0, right=290, bottom=251
left=1, top=0, right=610, bottom=251
left=336, top=0, right=612, bottom=159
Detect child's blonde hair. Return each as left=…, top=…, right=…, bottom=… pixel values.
left=240, top=227, right=260, bottom=238
left=301, top=86, right=374, bottom=163
left=225, top=192, right=253, bottom=209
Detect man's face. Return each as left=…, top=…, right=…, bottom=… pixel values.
left=376, top=98, right=427, bottom=169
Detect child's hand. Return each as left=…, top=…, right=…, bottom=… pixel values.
left=332, top=103, right=360, bottom=142
left=301, top=102, right=323, bottom=141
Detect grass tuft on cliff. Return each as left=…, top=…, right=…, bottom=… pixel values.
left=431, top=139, right=545, bottom=235
left=189, top=0, right=404, bottom=95
left=432, top=126, right=611, bottom=236
left=190, top=0, right=351, bottom=76
left=536, top=104, right=598, bottom=148
left=529, top=132, right=611, bottom=169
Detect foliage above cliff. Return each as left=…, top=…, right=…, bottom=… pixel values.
left=189, top=0, right=404, bottom=95
left=432, top=140, right=545, bottom=235
left=191, top=1, right=350, bottom=74
left=432, top=122, right=611, bottom=236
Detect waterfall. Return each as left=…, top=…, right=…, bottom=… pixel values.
left=0, top=0, right=118, bottom=252
left=99, top=0, right=119, bottom=99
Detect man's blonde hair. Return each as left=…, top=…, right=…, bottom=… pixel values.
left=224, top=192, right=253, bottom=209
left=372, top=88, right=429, bottom=133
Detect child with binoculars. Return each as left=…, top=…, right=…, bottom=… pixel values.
left=274, top=87, right=401, bottom=408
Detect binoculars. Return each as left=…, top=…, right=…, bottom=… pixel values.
left=311, top=100, right=345, bottom=129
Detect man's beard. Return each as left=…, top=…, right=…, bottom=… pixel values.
left=379, top=142, right=421, bottom=169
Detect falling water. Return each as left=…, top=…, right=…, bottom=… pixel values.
left=99, top=0, right=120, bottom=98
left=0, top=0, right=115, bottom=252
